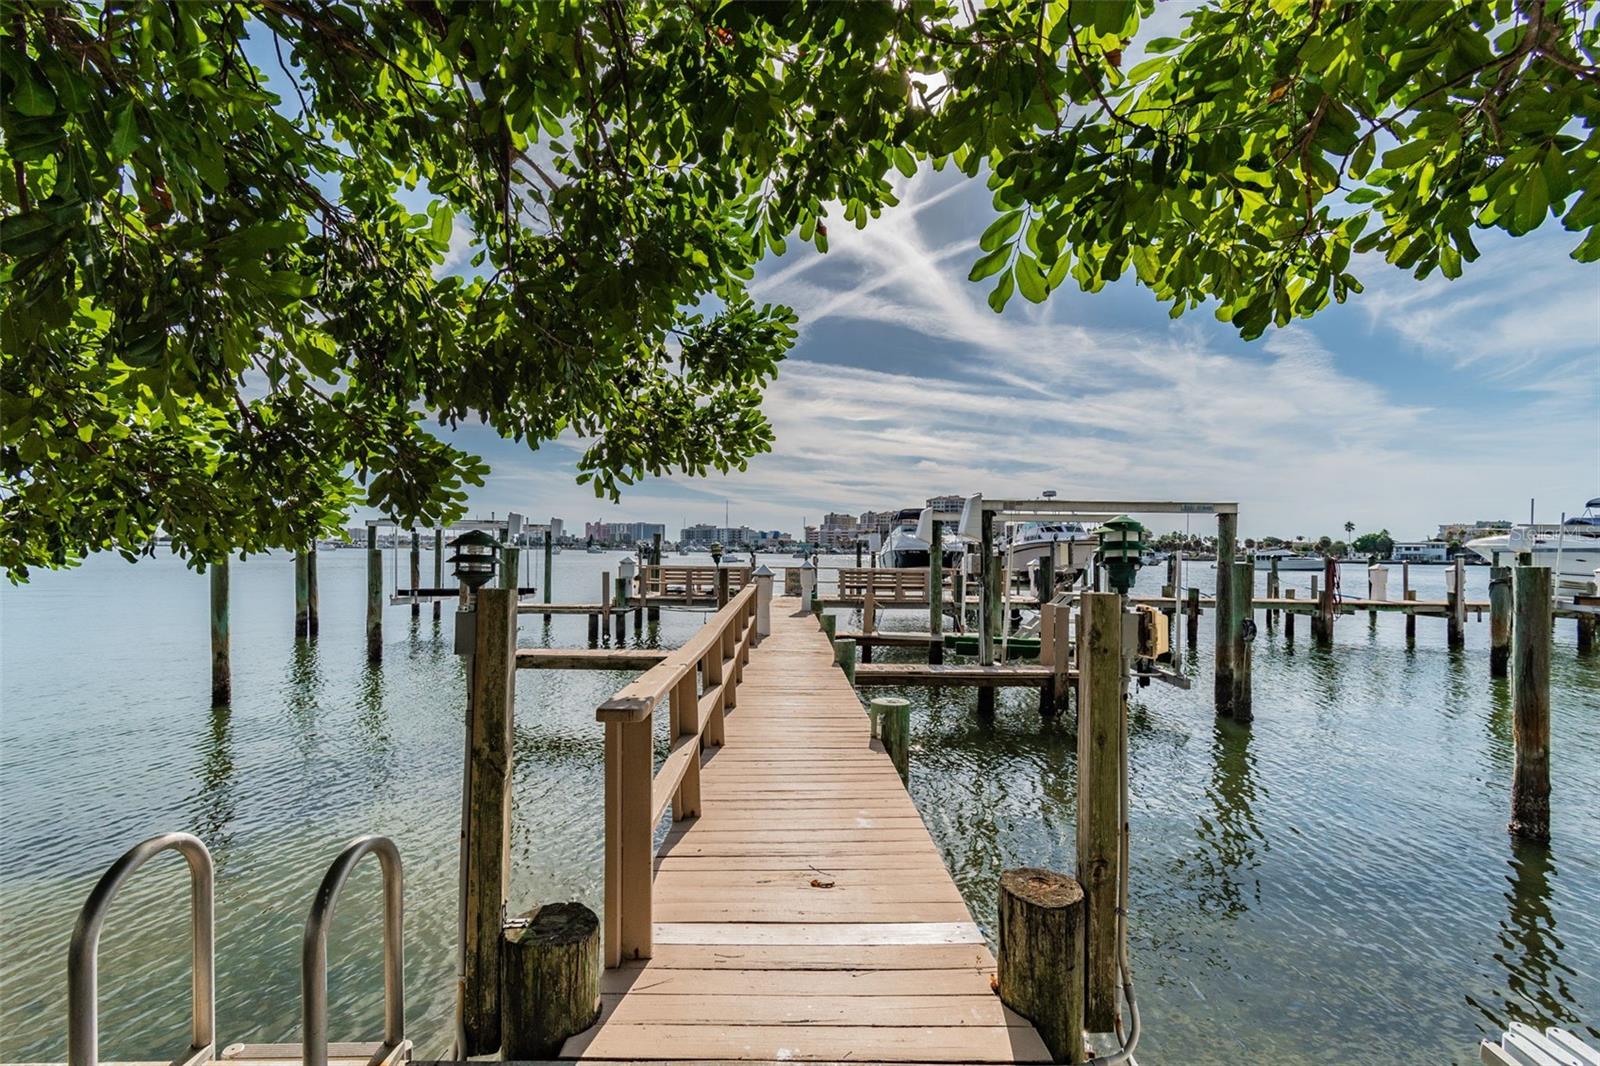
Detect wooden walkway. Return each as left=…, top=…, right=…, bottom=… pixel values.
left=562, top=596, right=1049, bottom=1063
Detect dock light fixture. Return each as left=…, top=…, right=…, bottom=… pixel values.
left=709, top=541, right=724, bottom=565
left=448, top=529, right=500, bottom=591
left=1097, top=515, right=1149, bottom=595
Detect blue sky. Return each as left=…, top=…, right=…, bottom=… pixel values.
left=450, top=161, right=1598, bottom=541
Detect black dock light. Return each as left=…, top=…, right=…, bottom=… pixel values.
left=1097, top=515, right=1148, bottom=595
left=449, top=529, right=500, bottom=591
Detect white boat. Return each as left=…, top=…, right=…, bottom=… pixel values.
left=878, top=509, right=964, bottom=568
left=586, top=544, right=605, bottom=554
left=1252, top=548, right=1326, bottom=571
left=1467, top=498, right=1600, bottom=593
left=1003, top=521, right=1098, bottom=573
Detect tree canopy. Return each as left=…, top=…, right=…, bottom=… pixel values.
left=3, top=0, right=1595, bottom=578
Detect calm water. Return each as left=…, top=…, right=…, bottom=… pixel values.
left=1, top=550, right=1596, bottom=1064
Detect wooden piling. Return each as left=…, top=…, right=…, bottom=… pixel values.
left=1447, top=555, right=1466, bottom=648
left=1266, top=555, right=1280, bottom=629
left=1076, top=591, right=1122, bottom=1032
left=1508, top=565, right=1551, bottom=842
left=601, top=572, right=611, bottom=640
left=410, top=529, right=422, bottom=617
left=543, top=530, right=555, bottom=623
left=210, top=559, right=230, bottom=705
left=1316, top=556, right=1336, bottom=646
left=503, top=546, right=521, bottom=592
left=834, top=638, right=857, bottom=684
left=366, top=526, right=382, bottom=663
left=872, top=696, right=910, bottom=784
left=716, top=566, right=730, bottom=609
left=1041, top=602, right=1070, bottom=718
left=306, top=545, right=319, bottom=637
left=1489, top=565, right=1513, bottom=678
left=1214, top=512, right=1238, bottom=716
left=997, top=868, right=1086, bottom=1064
left=501, top=903, right=601, bottom=1060
left=463, top=586, right=517, bottom=1053
left=979, top=508, right=999, bottom=717
left=1232, top=560, right=1253, bottom=723
left=929, top=520, right=944, bottom=665
left=294, top=550, right=310, bottom=638
left=1405, top=589, right=1417, bottom=644
left=1186, top=586, right=1200, bottom=647
left=433, top=529, right=443, bottom=622
left=820, top=612, right=837, bottom=643
left=1579, top=612, right=1597, bottom=654
left=1284, top=588, right=1296, bottom=640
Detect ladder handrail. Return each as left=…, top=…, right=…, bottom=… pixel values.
left=301, top=835, right=405, bottom=1066
left=68, top=832, right=215, bottom=1066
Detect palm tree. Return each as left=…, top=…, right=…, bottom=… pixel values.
left=1344, top=520, right=1356, bottom=537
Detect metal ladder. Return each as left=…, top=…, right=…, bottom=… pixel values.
left=68, top=832, right=411, bottom=1066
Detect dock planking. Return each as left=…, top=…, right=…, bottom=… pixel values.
left=562, top=596, right=1049, bottom=1063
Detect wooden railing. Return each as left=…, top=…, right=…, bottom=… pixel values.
left=595, top=583, right=758, bottom=966
left=836, top=567, right=953, bottom=603
left=639, top=564, right=754, bottom=601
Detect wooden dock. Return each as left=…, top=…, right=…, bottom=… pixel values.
left=563, top=595, right=1050, bottom=1063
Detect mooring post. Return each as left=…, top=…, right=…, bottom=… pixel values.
left=820, top=612, right=837, bottom=644
left=1489, top=565, right=1513, bottom=678
left=501, top=903, right=601, bottom=1060
left=1214, top=512, right=1238, bottom=716
left=1404, top=589, right=1417, bottom=643
left=871, top=696, right=910, bottom=784
left=1508, top=565, right=1551, bottom=842
left=410, top=529, right=422, bottom=618
left=1037, top=601, right=1058, bottom=717
left=1315, top=556, right=1336, bottom=646
left=835, top=637, right=857, bottom=684
left=1267, top=555, right=1280, bottom=629
left=1040, top=602, right=1070, bottom=718
left=855, top=541, right=863, bottom=568
left=1076, top=591, right=1123, bottom=1033
left=1447, top=555, right=1466, bottom=648
left=433, top=529, right=443, bottom=622
left=1232, top=560, right=1253, bottom=722
left=366, top=526, right=382, bottom=663
left=542, top=529, right=555, bottom=623
left=1284, top=588, right=1296, bottom=640
left=1186, top=585, right=1200, bottom=647
left=978, top=508, right=999, bottom=717
left=928, top=519, right=944, bottom=665
left=210, top=558, right=230, bottom=705
left=997, top=868, right=1086, bottom=1065
left=306, top=544, right=319, bottom=637
left=502, top=545, right=521, bottom=593
left=295, top=549, right=310, bottom=638
left=1579, top=611, right=1597, bottom=654
left=463, top=586, right=517, bottom=1053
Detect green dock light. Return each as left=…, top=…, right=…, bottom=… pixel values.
left=709, top=541, right=724, bottom=565
left=448, top=529, right=501, bottom=591
left=1097, top=515, right=1148, bottom=595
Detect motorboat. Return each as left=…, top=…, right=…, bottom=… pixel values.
left=1467, top=498, right=1600, bottom=593
left=586, top=544, right=605, bottom=554
left=1252, top=547, right=1326, bottom=571
left=880, top=509, right=964, bottom=568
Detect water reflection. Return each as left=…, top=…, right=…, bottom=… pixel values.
left=1467, top=841, right=1597, bottom=1040
left=190, top=704, right=236, bottom=852
left=353, top=662, right=395, bottom=786
left=284, top=639, right=323, bottom=760
left=1178, top=717, right=1267, bottom=920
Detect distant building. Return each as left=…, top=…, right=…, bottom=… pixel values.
left=925, top=495, right=965, bottom=515
left=1391, top=541, right=1449, bottom=563
left=1437, top=520, right=1512, bottom=544
left=584, top=520, right=665, bottom=546
left=858, top=510, right=897, bottom=539
left=680, top=524, right=761, bottom=550
left=817, top=512, right=860, bottom=551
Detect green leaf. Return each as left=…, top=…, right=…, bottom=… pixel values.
left=968, top=244, right=1012, bottom=282
left=1349, top=135, right=1374, bottom=180
left=1015, top=253, right=1047, bottom=303
left=987, top=268, right=1015, bottom=313
left=9, top=61, right=57, bottom=116
left=1513, top=166, right=1548, bottom=234
left=1381, top=141, right=1432, bottom=169
left=979, top=210, right=1024, bottom=253
left=109, top=104, right=140, bottom=159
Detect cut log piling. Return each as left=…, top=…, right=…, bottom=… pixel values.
left=463, top=586, right=517, bottom=1053
left=1214, top=512, right=1238, bottom=716
left=1405, top=589, right=1417, bottom=644
left=872, top=696, right=910, bottom=785
left=306, top=546, right=319, bottom=637
left=1448, top=555, right=1466, bottom=648
left=1232, top=560, right=1253, bottom=722
left=1284, top=588, right=1296, bottom=640
left=410, top=529, right=422, bottom=617
left=1076, top=591, right=1123, bottom=1032
left=1489, top=565, right=1512, bottom=678
left=210, top=559, right=230, bottom=705
left=1186, top=586, right=1200, bottom=647
left=295, top=550, right=310, bottom=638
left=366, top=526, right=382, bottom=663
left=501, top=902, right=601, bottom=1060
left=997, top=868, right=1086, bottom=1064
left=1508, top=565, right=1551, bottom=842
left=834, top=637, right=857, bottom=684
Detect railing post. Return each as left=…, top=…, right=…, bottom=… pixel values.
left=799, top=559, right=817, bottom=612
left=462, top=587, right=516, bottom=1053
left=1076, top=591, right=1123, bottom=1033
left=754, top=565, right=774, bottom=637
left=671, top=671, right=702, bottom=817
left=605, top=711, right=654, bottom=964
